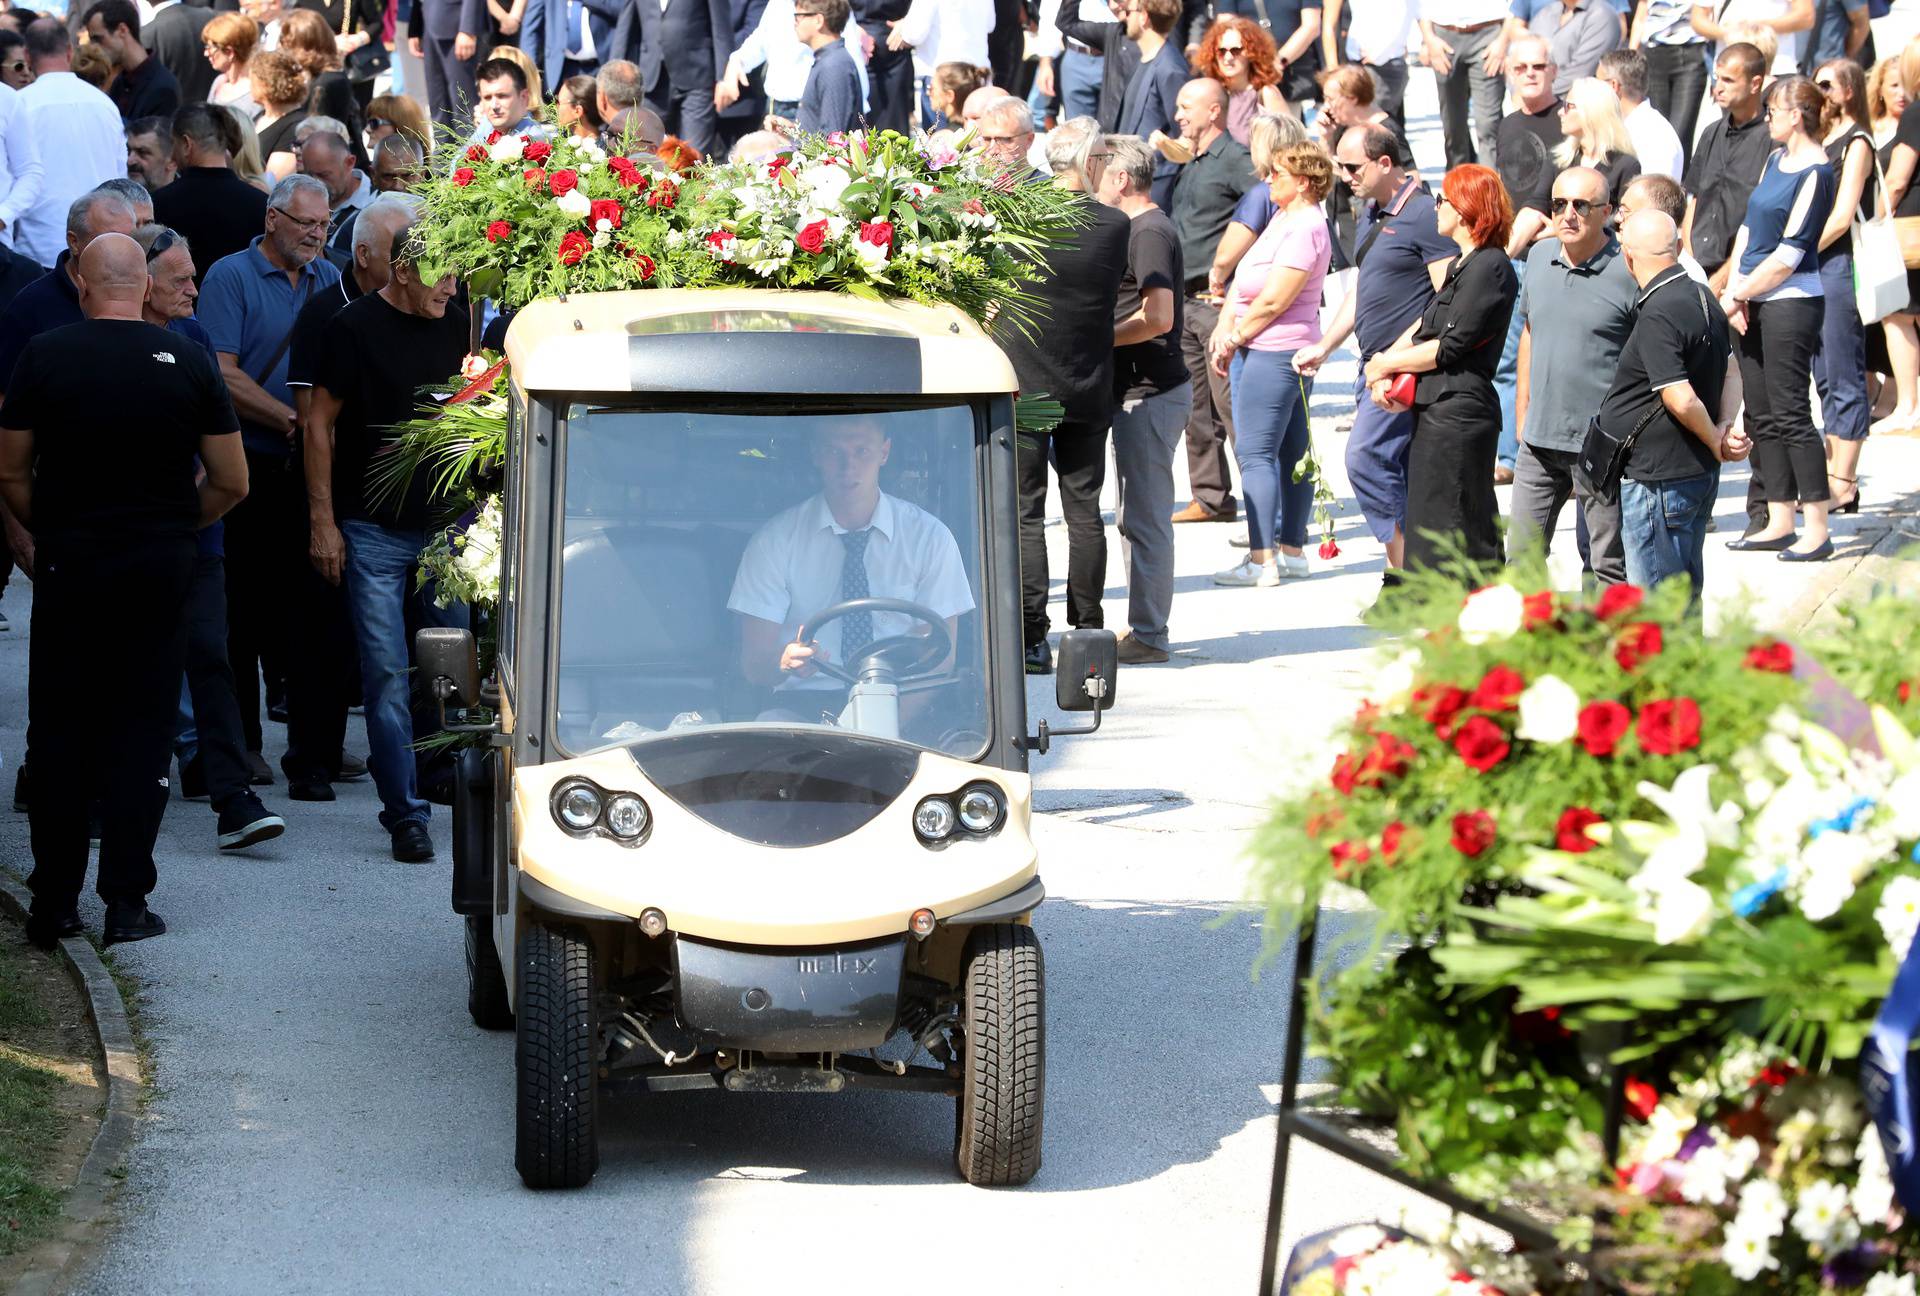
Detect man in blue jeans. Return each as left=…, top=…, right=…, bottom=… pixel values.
left=1602, top=211, right=1747, bottom=600
left=305, top=223, right=470, bottom=862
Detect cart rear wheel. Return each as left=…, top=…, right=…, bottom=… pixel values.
left=515, top=922, right=600, bottom=1189
left=954, top=923, right=1044, bottom=1186
left=465, top=914, right=514, bottom=1030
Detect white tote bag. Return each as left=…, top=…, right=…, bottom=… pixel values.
left=1855, top=149, right=1910, bottom=326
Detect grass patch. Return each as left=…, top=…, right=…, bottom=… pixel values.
left=0, top=938, right=69, bottom=1255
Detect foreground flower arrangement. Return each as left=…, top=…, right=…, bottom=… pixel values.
left=1256, top=570, right=1920, bottom=1292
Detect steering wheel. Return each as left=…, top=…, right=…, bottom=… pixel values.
left=795, top=598, right=952, bottom=687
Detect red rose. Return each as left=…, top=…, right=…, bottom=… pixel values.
left=1328, top=839, right=1371, bottom=876
left=588, top=198, right=623, bottom=230
left=548, top=168, right=579, bottom=196
left=631, top=251, right=656, bottom=281
left=1330, top=751, right=1360, bottom=796
left=1522, top=590, right=1556, bottom=629
left=1555, top=806, right=1604, bottom=853
left=1744, top=641, right=1794, bottom=674
left=1452, top=715, right=1511, bottom=772
left=858, top=219, right=893, bottom=250
left=796, top=218, right=830, bottom=254
left=452, top=167, right=476, bottom=187
left=767, top=155, right=790, bottom=177
left=465, top=144, right=488, bottom=162
left=1576, top=700, right=1633, bottom=757
left=1595, top=584, right=1645, bottom=620
left=487, top=129, right=501, bottom=144
left=1614, top=622, right=1664, bottom=672
left=1470, top=664, right=1525, bottom=712
left=1638, top=697, right=1702, bottom=756
left=647, top=183, right=676, bottom=208
left=486, top=219, right=512, bottom=242
left=1903, top=681, right=1916, bottom=704
left=1305, top=809, right=1343, bottom=839
left=1450, top=810, right=1497, bottom=858
left=523, top=166, right=547, bottom=189
left=557, top=230, right=590, bottom=265
left=1624, top=1078, right=1659, bottom=1121
left=524, top=139, right=552, bottom=163
left=1318, top=538, right=1340, bottom=560
left=1380, top=820, right=1408, bottom=861
left=963, top=196, right=987, bottom=216
left=1356, top=732, right=1415, bottom=785
left=616, top=164, right=649, bottom=191
left=1415, top=684, right=1469, bottom=740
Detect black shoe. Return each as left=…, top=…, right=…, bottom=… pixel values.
left=287, top=779, right=335, bottom=802
left=12, top=764, right=26, bottom=814
left=1779, top=539, right=1836, bottom=563
left=178, top=755, right=209, bottom=802
left=245, top=751, right=274, bottom=786
left=1728, top=532, right=1796, bottom=552
left=391, top=821, right=434, bottom=863
left=1024, top=641, right=1053, bottom=675
left=24, top=908, right=82, bottom=950
left=217, top=792, right=286, bottom=850
left=336, top=753, right=368, bottom=781
left=267, top=699, right=290, bottom=725
left=103, top=902, right=167, bottom=945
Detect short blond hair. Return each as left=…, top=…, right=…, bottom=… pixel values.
left=1248, top=110, right=1309, bottom=179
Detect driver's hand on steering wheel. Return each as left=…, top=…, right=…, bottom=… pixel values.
left=780, top=638, right=831, bottom=678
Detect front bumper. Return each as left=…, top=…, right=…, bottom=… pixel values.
left=673, top=933, right=907, bottom=1051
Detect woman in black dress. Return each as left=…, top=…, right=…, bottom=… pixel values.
left=1362, top=163, right=1519, bottom=578
left=251, top=50, right=310, bottom=181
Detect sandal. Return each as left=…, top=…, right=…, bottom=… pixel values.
left=1829, top=473, right=1860, bottom=515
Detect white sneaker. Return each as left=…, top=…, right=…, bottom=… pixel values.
left=1213, top=558, right=1281, bottom=587
left=1276, top=553, right=1311, bottom=579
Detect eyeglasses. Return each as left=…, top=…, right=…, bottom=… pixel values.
left=145, top=228, right=179, bottom=263
left=1550, top=195, right=1600, bottom=216
left=792, top=8, right=821, bottom=16
left=366, top=115, right=392, bottom=130
left=1513, top=60, right=1552, bottom=72
left=1217, top=42, right=1244, bottom=54
left=269, top=206, right=327, bottom=231
left=1436, top=195, right=1453, bottom=209
left=979, top=132, right=1028, bottom=144
left=1815, top=77, right=1836, bottom=91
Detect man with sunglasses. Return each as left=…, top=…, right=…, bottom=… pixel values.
left=1508, top=165, right=1634, bottom=585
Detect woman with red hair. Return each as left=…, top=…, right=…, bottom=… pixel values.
left=1361, top=163, right=1518, bottom=577
left=1192, top=17, right=1286, bottom=144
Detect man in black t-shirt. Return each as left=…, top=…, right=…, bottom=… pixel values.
left=306, top=224, right=471, bottom=864
left=0, top=234, right=249, bottom=948
left=1602, top=211, right=1747, bottom=603
left=1098, top=135, right=1190, bottom=666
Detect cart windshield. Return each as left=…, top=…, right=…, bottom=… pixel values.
left=552, top=401, right=992, bottom=760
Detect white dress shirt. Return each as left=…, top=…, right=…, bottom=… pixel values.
left=0, top=84, right=47, bottom=249
left=728, top=491, right=975, bottom=690
left=891, top=0, right=996, bottom=78
left=1626, top=99, right=1685, bottom=180
left=729, top=0, right=871, bottom=107
left=1346, top=0, right=1415, bottom=61
left=11, top=73, right=126, bottom=269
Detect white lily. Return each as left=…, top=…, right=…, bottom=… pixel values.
left=1637, top=765, right=1744, bottom=849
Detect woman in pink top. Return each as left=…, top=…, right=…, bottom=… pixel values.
left=1208, top=142, right=1334, bottom=586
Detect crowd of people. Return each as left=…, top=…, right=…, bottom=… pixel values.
left=0, top=0, right=1911, bottom=947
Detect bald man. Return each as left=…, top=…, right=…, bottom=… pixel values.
left=0, top=233, right=249, bottom=948
left=1592, top=209, right=1746, bottom=603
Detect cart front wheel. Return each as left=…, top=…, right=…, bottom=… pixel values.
left=465, top=913, right=514, bottom=1030
left=515, top=922, right=600, bottom=1189
left=954, top=923, right=1044, bottom=1186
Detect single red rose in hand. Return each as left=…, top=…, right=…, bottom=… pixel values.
left=1318, top=537, right=1340, bottom=560
left=452, top=167, right=476, bottom=186
left=485, top=219, right=512, bottom=242
left=631, top=251, right=656, bottom=280
left=1595, top=584, right=1645, bottom=620
left=556, top=230, right=590, bottom=265
left=1328, top=839, right=1371, bottom=876
left=523, top=166, right=547, bottom=189
left=858, top=219, right=893, bottom=250
left=465, top=144, right=488, bottom=163
left=524, top=139, right=552, bottom=163
left=1522, top=590, right=1556, bottom=629
left=1624, top=1078, right=1659, bottom=1121
left=1744, top=641, right=1794, bottom=674
left=1380, top=820, right=1407, bottom=861
left=1470, top=664, right=1525, bottom=712
left=1416, top=684, right=1469, bottom=740
left=1576, top=700, right=1633, bottom=757
left=1555, top=806, right=1604, bottom=853
left=588, top=198, right=624, bottom=229
left=1452, top=716, right=1511, bottom=772
left=1450, top=810, right=1497, bottom=858
left=1614, top=622, right=1664, bottom=672
left=796, top=218, right=830, bottom=254
left=548, top=168, right=579, bottom=196
left=1638, top=697, right=1702, bottom=756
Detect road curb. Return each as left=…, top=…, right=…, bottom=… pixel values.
left=0, top=872, right=146, bottom=1296
left=1780, top=513, right=1920, bottom=633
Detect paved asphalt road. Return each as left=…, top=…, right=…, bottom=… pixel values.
left=5, top=65, right=1919, bottom=1295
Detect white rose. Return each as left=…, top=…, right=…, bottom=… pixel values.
left=591, top=230, right=610, bottom=249
left=554, top=188, right=592, bottom=218
left=488, top=133, right=525, bottom=162
left=594, top=217, right=613, bottom=233
left=1457, top=584, right=1524, bottom=645
left=1515, top=674, right=1580, bottom=744
left=1374, top=648, right=1421, bottom=707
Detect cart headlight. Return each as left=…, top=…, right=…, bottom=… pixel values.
left=555, top=782, right=604, bottom=832
left=914, top=796, right=956, bottom=841
left=957, top=785, right=1003, bottom=833
left=605, top=794, right=650, bottom=841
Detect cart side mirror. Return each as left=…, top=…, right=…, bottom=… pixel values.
left=1055, top=629, right=1118, bottom=713
left=416, top=627, right=480, bottom=708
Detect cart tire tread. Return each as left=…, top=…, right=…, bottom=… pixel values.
left=465, top=913, right=514, bottom=1030
left=515, top=923, right=599, bottom=1189
left=956, top=923, right=1044, bottom=1186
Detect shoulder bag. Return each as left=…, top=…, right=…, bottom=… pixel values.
left=1854, top=140, right=1911, bottom=322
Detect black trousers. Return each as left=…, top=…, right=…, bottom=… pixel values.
left=1644, top=43, right=1709, bottom=171
left=646, top=78, right=721, bottom=159
left=1737, top=297, right=1829, bottom=507
left=862, top=30, right=915, bottom=135
left=28, top=538, right=194, bottom=914
left=282, top=557, right=355, bottom=785
left=1405, top=388, right=1503, bottom=577
left=1018, top=419, right=1107, bottom=647
left=182, top=550, right=254, bottom=809
left=222, top=449, right=303, bottom=754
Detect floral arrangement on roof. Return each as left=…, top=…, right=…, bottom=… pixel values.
left=1253, top=565, right=1920, bottom=1292
left=410, top=120, right=1086, bottom=329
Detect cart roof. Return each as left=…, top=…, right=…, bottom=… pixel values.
left=504, top=289, right=1020, bottom=398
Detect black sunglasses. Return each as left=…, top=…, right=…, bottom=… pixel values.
left=1337, top=159, right=1367, bottom=175
left=3, top=58, right=26, bottom=73
left=1550, top=196, right=1600, bottom=216
left=145, top=227, right=180, bottom=262
left=1815, top=77, right=1836, bottom=90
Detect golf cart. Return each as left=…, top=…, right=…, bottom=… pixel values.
left=416, top=289, right=1120, bottom=1190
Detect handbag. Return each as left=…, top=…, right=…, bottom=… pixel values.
left=1855, top=147, right=1910, bottom=323
left=1574, top=404, right=1666, bottom=505
left=1384, top=372, right=1416, bottom=409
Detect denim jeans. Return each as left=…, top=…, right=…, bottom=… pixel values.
left=1059, top=48, right=1103, bottom=123
left=1494, top=258, right=1525, bottom=469
left=1814, top=248, right=1871, bottom=442
left=1229, top=347, right=1315, bottom=551
left=1620, top=469, right=1720, bottom=602
left=340, top=519, right=469, bottom=832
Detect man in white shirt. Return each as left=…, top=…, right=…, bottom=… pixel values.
left=0, top=81, right=45, bottom=251
left=10, top=21, right=126, bottom=270
left=887, top=0, right=996, bottom=101
left=1597, top=48, right=1683, bottom=180
left=1321, top=0, right=1415, bottom=126
left=717, top=0, right=869, bottom=119
left=729, top=420, right=973, bottom=691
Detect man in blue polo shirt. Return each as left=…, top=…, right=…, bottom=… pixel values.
left=196, top=174, right=342, bottom=785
